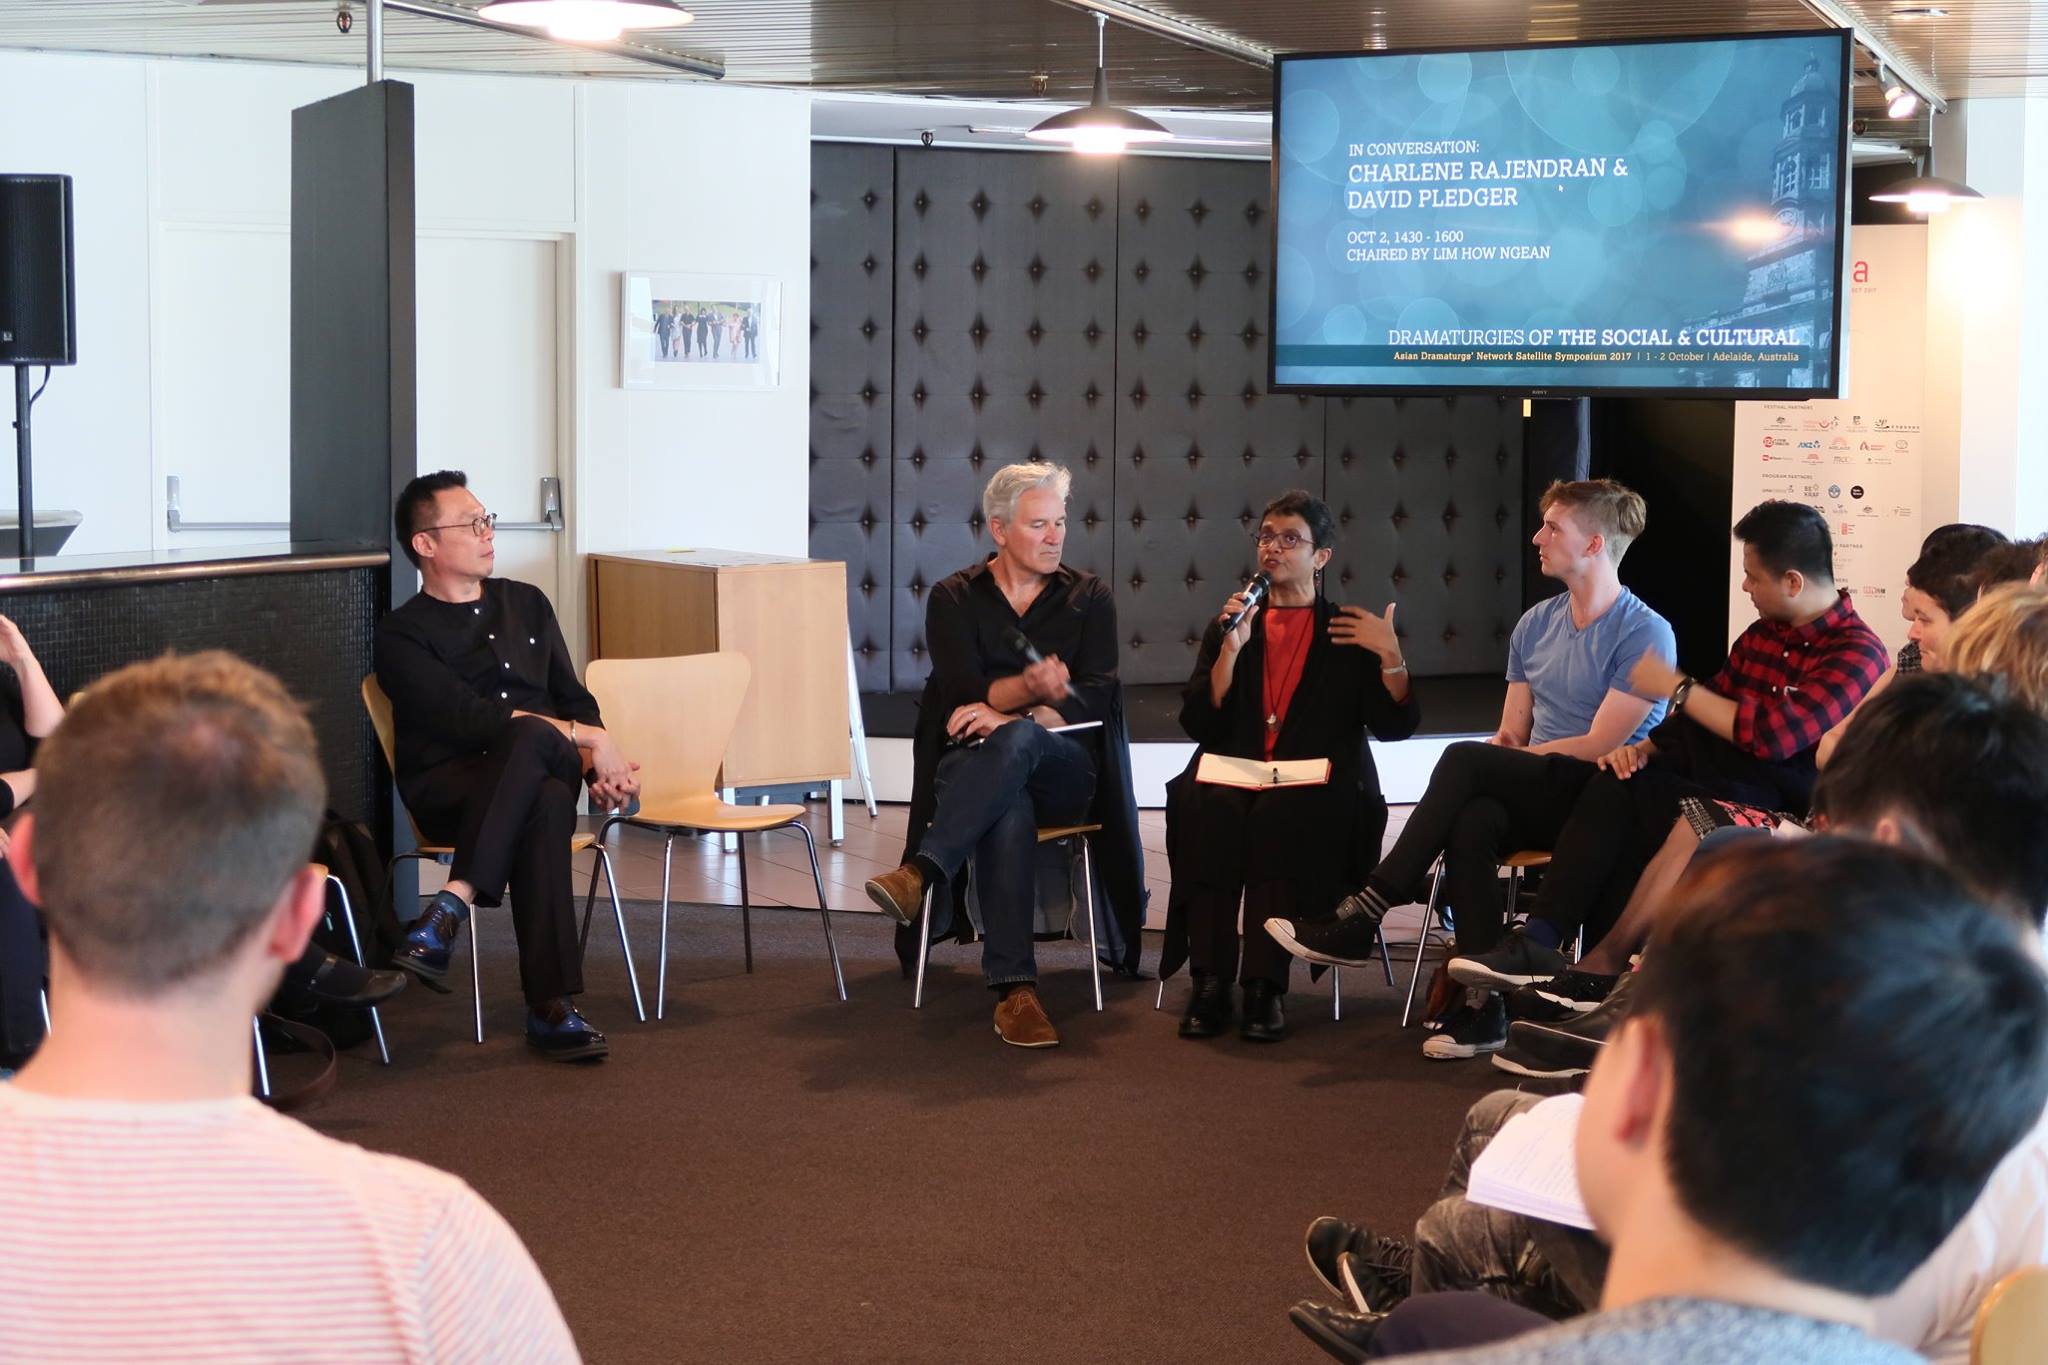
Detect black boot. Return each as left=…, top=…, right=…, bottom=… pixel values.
left=1241, top=978, right=1289, bottom=1043
left=1178, top=973, right=1233, bottom=1039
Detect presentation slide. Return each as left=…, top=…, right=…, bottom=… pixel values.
left=1271, top=32, right=1850, bottom=397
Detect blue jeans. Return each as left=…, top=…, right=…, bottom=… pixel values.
left=918, top=721, right=1096, bottom=987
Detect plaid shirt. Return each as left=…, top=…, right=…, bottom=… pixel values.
left=1705, top=591, right=1889, bottom=761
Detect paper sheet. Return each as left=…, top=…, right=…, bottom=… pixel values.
left=1466, top=1093, right=1596, bottom=1231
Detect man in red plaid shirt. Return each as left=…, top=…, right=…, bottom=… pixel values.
left=1450, top=501, right=1889, bottom=990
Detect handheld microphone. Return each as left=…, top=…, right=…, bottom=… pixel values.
left=1003, top=625, right=1044, bottom=664
left=1219, top=573, right=1271, bottom=634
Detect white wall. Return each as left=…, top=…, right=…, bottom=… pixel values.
left=0, top=51, right=811, bottom=632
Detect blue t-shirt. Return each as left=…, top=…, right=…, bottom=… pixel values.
left=1506, top=588, right=1676, bottom=746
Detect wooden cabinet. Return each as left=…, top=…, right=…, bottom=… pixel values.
left=588, top=550, right=849, bottom=788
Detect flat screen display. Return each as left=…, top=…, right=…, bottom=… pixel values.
left=1270, top=31, right=1852, bottom=398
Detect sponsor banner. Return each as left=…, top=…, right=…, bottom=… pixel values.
left=1731, top=226, right=1926, bottom=654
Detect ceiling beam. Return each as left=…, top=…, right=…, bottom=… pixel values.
left=1045, top=0, right=1272, bottom=71
left=1797, top=0, right=1946, bottom=113
left=380, top=0, right=724, bottom=79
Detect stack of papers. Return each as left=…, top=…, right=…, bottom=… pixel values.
left=1466, top=1093, right=1596, bottom=1231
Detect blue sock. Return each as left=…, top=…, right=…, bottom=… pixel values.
left=1521, top=918, right=1564, bottom=950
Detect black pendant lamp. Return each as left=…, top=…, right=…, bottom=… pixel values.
left=1025, top=13, right=1172, bottom=155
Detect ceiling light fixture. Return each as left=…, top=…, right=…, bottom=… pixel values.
left=475, top=0, right=693, bottom=43
left=1869, top=113, right=1982, bottom=215
left=1879, top=64, right=1921, bottom=119
left=1025, top=13, right=1172, bottom=155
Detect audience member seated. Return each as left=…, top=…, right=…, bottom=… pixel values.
left=0, top=652, right=578, bottom=1361
left=1288, top=835, right=2048, bottom=1364
left=1265, top=479, right=1674, bottom=1059
left=1294, top=668, right=2048, bottom=1365
left=1160, top=491, right=1418, bottom=1043
left=1891, top=523, right=2006, bottom=675
left=0, top=614, right=61, bottom=1072
left=1442, top=501, right=1886, bottom=1000
left=375, top=470, right=641, bottom=1063
left=864, top=462, right=1143, bottom=1049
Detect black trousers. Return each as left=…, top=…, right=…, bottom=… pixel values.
left=401, top=717, right=584, bottom=1006
left=1526, top=764, right=1709, bottom=941
left=1370, top=744, right=1597, bottom=954
left=0, top=861, right=44, bottom=1063
left=1178, top=782, right=1353, bottom=992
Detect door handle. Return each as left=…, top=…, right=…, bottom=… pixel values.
left=496, top=477, right=564, bottom=532
left=165, top=476, right=289, bottom=533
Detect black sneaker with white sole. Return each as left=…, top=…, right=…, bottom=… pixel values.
left=1531, top=967, right=1620, bottom=1012
left=1492, top=1017, right=1603, bottom=1079
left=1302, top=1216, right=1404, bottom=1301
left=1502, top=985, right=1577, bottom=1023
left=1421, top=993, right=1507, bottom=1059
left=1446, top=930, right=1572, bottom=990
left=1337, top=1239, right=1414, bottom=1314
left=1267, top=908, right=1383, bottom=968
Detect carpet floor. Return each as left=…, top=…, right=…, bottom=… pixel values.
left=295, top=900, right=1513, bottom=1364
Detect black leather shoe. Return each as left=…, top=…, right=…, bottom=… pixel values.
left=279, top=945, right=407, bottom=1010
left=392, top=890, right=468, bottom=985
left=526, top=997, right=608, bottom=1063
left=1288, top=1300, right=1385, bottom=1364
left=1178, top=974, right=1233, bottom=1039
left=1240, top=979, right=1288, bottom=1043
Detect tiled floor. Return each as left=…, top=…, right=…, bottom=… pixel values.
left=561, top=800, right=1419, bottom=937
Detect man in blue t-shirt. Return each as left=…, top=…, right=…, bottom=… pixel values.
left=1268, top=479, right=1676, bottom=1060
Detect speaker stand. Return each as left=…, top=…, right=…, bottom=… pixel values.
left=9, top=366, right=30, bottom=564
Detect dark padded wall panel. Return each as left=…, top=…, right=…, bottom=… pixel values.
left=1324, top=398, right=1526, bottom=675
left=1114, top=158, right=1325, bottom=686
left=807, top=144, right=1527, bottom=697
left=810, top=145, right=896, bottom=694
left=891, top=150, right=1119, bottom=689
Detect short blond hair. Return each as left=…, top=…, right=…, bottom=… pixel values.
left=34, top=652, right=326, bottom=995
left=1944, top=584, right=2048, bottom=718
left=1540, top=479, right=1648, bottom=562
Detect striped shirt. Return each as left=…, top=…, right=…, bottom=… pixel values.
left=0, top=1085, right=579, bottom=1364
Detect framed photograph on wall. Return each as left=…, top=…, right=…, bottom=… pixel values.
left=620, top=272, right=781, bottom=390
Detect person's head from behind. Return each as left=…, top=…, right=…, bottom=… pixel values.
left=982, top=462, right=1071, bottom=578
left=1733, top=500, right=1835, bottom=622
left=1577, top=838, right=2048, bottom=1302
left=1904, top=529, right=2007, bottom=669
left=1533, top=479, right=1647, bottom=581
left=395, top=470, right=495, bottom=581
left=1812, top=671, right=2048, bottom=923
left=1254, top=490, right=1336, bottom=595
left=1968, top=537, right=2047, bottom=600
left=16, top=653, right=328, bottom=1013
left=1944, top=583, right=2048, bottom=717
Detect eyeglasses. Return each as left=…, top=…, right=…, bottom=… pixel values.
left=424, top=512, right=497, bottom=539
left=1253, top=529, right=1313, bottom=550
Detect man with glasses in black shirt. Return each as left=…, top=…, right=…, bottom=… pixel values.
left=375, top=471, right=640, bottom=1062
left=865, top=462, right=1131, bottom=1049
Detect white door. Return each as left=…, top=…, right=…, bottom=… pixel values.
left=414, top=234, right=564, bottom=609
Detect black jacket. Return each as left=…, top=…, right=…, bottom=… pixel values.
left=1158, top=599, right=1421, bottom=980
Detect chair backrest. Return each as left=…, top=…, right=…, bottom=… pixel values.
left=585, top=652, right=751, bottom=810
left=1974, top=1265, right=2048, bottom=1365
left=361, top=673, right=400, bottom=776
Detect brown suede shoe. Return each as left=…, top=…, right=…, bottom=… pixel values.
left=993, top=986, right=1060, bottom=1049
left=864, top=862, right=927, bottom=925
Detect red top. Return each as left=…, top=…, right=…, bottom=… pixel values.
left=1261, top=606, right=1314, bottom=760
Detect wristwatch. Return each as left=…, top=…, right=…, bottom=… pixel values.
left=1670, top=675, right=1696, bottom=713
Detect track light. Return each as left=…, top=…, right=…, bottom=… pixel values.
left=1025, top=14, right=1172, bottom=155
left=1878, top=64, right=1920, bottom=119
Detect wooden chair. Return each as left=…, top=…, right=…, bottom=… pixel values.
left=1401, top=849, right=1553, bottom=1026
left=360, top=675, right=645, bottom=1042
left=583, top=652, right=846, bottom=1018
left=1973, top=1265, right=2048, bottom=1365
left=916, top=823, right=1107, bottom=1012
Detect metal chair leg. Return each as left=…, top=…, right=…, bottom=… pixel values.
left=468, top=900, right=484, bottom=1046
left=1081, top=835, right=1102, bottom=1012
left=326, top=875, right=389, bottom=1066
left=913, top=881, right=934, bottom=1009
left=794, top=820, right=847, bottom=1002
left=596, top=847, right=646, bottom=1022
left=736, top=835, right=754, bottom=975
left=38, top=988, right=50, bottom=1034
left=1402, top=860, right=1448, bottom=1028
left=1376, top=921, right=1395, bottom=987
left=1332, top=965, right=1343, bottom=1021
left=1155, top=977, right=1165, bottom=1010
left=252, top=1017, right=270, bottom=1099
left=656, top=832, right=675, bottom=1021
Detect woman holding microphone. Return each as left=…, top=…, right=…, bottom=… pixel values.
left=1162, top=491, right=1419, bottom=1042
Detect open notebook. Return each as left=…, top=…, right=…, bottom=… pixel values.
left=1466, top=1093, right=1595, bottom=1231
left=1193, top=753, right=1332, bottom=791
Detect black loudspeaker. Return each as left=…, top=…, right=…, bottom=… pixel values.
left=0, top=174, right=77, bottom=366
